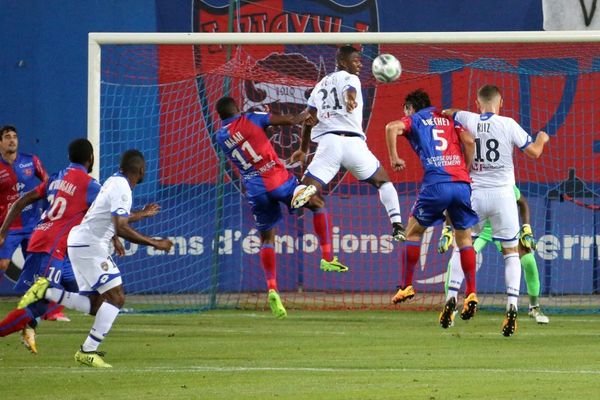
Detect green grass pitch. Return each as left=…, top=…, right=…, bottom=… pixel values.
left=1, top=300, right=599, bottom=399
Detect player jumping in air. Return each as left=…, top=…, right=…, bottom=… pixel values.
left=385, top=89, right=479, bottom=329
left=19, top=150, right=173, bottom=367
left=215, top=96, right=346, bottom=319
left=290, top=45, right=407, bottom=245
left=443, top=84, right=549, bottom=336
left=439, top=185, right=549, bottom=325
left=0, top=139, right=104, bottom=352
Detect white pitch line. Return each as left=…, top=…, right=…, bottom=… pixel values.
left=6, top=365, right=600, bottom=375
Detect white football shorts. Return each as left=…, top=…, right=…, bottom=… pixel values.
left=471, top=186, right=520, bottom=248
left=305, top=133, right=380, bottom=185
left=68, top=244, right=123, bottom=295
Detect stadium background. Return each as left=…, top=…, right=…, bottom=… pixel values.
left=0, top=0, right=598, bottom=302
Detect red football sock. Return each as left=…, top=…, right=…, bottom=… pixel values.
left=401, top=241, right=421, bottom=288
left=260, top=245, right=277, bottom=291
left=460, top=246, right=477, bottom=296
left=313, top=209, right=333, bottom=261
left=0, top=308, right=32, bottom=337
left=42, top=303, right=65, bottom=320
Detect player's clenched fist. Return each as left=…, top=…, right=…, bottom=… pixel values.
left=389, top=155, right=406, bottom=171
left=536, top=131, right=550, bottom=144
left=153, top=238, right=174, bottom=252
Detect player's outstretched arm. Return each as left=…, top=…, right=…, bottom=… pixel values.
left=442, top=108, right=462, bottom=117
left=113, top=215, right=173, bottom=251
left=269, top=110, right=310, bottom=127
left=516, top=194, right=536, bottom=250
left=0, top=189, right=42, bottom=245
left=128, top=203, right=161, bottom=223
left=524, top=131, right=550, bottom=159
left=289, top=115, right=315, bottom=167
left=385, top=120, right=407, bottom=171
left=459, top=129, right=475, bottom=170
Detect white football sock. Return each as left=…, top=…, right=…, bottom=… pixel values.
left=504, top=253, right=521, bottom=309
left=46, top=288, right=91, bottom=314
left=378, top=182, right=402, bottom=224
left=446, top=247, right=464, bottom=300
left=82, top=302, right=121, bottom=352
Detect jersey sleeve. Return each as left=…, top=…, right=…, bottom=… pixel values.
left=34, top=180, right=48, bottom=198
left=86, top=179, right=102, bottom=207
left=510, top=119, right=533, bottom=150
left=342, top=74, right=361, bottom=93
left=248, top=112, right=271, bottom=129
left=454, top=111, right=475, bottom=130
left=513, top=185, right=521, bottom=201
left=109, top=179, right=132, bottom=217
left=400, top=116, right=413, bottom=134
left=33, top=155, right=49, bottom=182
left=307, top=87, right=317, bottom=109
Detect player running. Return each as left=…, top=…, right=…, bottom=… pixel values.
left=439, top=186, right=549, bottom=325
left=385, top=89, right=479, bottom=329
left=443, top=84, right=549, bottom=336
left=0, top=125, right=48, bottom=285
left=0, top=139, right=102, bottom=353
left=18, top=150, right=173, bottom=367
left=290, top=45, right=406, bottom=244
left=215, top=96, right=343, bottom=319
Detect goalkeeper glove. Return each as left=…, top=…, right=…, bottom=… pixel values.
left=519, top=224, right=536, bottom=250
left=437, top=225, right=454, bottom=254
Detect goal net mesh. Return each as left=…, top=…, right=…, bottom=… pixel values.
left=98, top=40, right=600, bottom=313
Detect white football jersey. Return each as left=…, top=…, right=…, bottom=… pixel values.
left=307, top=70, right=365, bottom=141
left=68, top=173, right=133, bottom=254
left=455, top=111, right=532, bottom=190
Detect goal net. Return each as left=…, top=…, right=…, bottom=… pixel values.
left=90, top=32, right=600, bottom=313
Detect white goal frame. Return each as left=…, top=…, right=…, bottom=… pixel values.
left=87, top=30, right=600, bottom=179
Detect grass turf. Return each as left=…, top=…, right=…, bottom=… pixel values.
left=1, top=300, right=599, bottom=399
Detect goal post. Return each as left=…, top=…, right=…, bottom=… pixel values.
left=88, top=31, right=600, bottom=313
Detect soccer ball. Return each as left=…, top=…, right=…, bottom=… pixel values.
left=371, top=54, right=401, bottom=83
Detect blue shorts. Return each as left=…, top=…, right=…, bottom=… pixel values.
left=14, top=252, right=77, bottom=293
left=248, top=176, right=298, bottom=232
left=411, top=182, right=478, bottom=230
left=0, top=229, right=31, bottom=260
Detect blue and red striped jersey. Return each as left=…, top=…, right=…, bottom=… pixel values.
left=0, top=153, right=48, bottom=231
left=27, top=163, right=100, bottom=260
left=401, top=107, right=471, bottom=187
left=216, top=112, right=291, bottom=196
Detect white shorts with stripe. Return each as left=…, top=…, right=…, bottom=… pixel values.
left=471, top=186, right=519, bottom=248
left=68, top=244, right=123, bottom=295
left=305, top=133, right=380, bottom=185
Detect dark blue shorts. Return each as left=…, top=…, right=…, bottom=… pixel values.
left=0, top=229, right=30, bottom=260
left=411, top=182, right=478, bottom=230
left=14, top=252, right=76, bottom=293
left=248, top=176, right=298, bottom=232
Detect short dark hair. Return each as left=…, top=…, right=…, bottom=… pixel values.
left=68, top=138, right=93, bottom=165
left=404, top=89, right=431, bottom=112
left=120, top=149, right=145, bottom=174
left=215, top=96, right=238, bottom=120
left=477, top=85, right=501, bottom=102
left=0, top=125, right=17, bottom=139
left=336, top=45, right=360, bottom=64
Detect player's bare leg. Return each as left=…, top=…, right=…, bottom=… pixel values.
left=392, top=216, right=425, bottom=304
left=365, top=167, right=406, bottom=241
